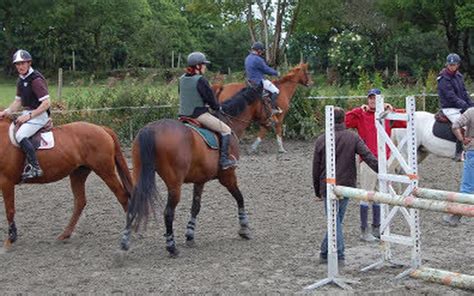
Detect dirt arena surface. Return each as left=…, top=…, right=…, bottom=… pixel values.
left=0, top=139, right=472, bottom=295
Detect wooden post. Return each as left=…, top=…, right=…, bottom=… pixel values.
left=395, top=53, right=399, bottom=76
left=228, top=67, right=231, bottom=76
left=57, top=68, right=63, bottom=100
left=177, top=53, right=181, bottom=68
left=171, top=51, right=175, bottom=68
left=72, top=50, right=76, bottom=72
left=421, top=87, right=426, bottom=111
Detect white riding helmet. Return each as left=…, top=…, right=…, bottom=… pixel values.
left=12, top=49, right=32, bottom=64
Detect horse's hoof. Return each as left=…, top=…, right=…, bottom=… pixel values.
left=57, top=233, right=72, bottom=241
left=278, top=149, right=288, bottom=154
left=1, top=239, right=12, bottom=253
left=185, top=239, right=196, bottom=248
left=120, top=240, right=130, bottom=251
left=112, top=250, right=128, bottom=268
left=167, top=247, right=180, bottom=258
left=238, top=227, right=252, bottom=240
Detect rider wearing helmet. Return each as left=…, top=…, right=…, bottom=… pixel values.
left=437, top=53, right=473, bottom=161
left=245, top=41, right=281, bottom=114
left=179, top=52, right=236, bottom=170
left=0, top=49, right=51, bottom=180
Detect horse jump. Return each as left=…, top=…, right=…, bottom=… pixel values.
left=305, top=97, right=474, bottom=291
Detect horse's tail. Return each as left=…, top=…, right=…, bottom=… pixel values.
left=127, top=127, right=158, bottom=231
left=102, top=126, right=133, bottom=197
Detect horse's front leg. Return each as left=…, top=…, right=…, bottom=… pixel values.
left=164, top=187, right=181, bottom=257
left=250, top=126, right=270, bottom=153
left=219, top=172, right=252, bottom=239
left=185, top=183, right=204, bottom=247
left=1, top=182, right=17, bottom=251
left=274, top=121, right=287, bottom=153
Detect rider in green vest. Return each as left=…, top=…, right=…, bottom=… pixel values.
left=179, top=52, right=237, bottom=170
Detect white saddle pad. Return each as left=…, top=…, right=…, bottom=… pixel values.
left=9, top=122, right=55, bottom=150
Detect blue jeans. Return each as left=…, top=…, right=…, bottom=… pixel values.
left=320, top=197, right=349, bottom=259
left=460, top=150, right=474, bottom=194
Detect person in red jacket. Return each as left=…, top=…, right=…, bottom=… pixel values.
left=345, top=88, right=406, bottom=241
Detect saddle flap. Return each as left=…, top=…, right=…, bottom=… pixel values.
left=434, top=110, right=451, bottom=124
left=432, top=120, right=457, bottom=142
left=9, top=120, right=55, bottom=150
left=183, top=123, right=219, bottom=150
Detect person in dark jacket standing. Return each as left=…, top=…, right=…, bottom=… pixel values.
left=437, top=53, right=474, bottom=161
left=313, top=107, right=378, bottom=265
left=244, top=42, right=281, bottom=114
left=0, top=49, right=50, bottom=180
left=179, top=51, right=236, bottom=170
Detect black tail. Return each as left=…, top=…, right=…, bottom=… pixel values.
left=127, top=127, right=159, bottom=232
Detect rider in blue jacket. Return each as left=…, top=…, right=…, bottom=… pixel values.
left=437, top=53, right=474, bottom=161
left=245, top=42, right=281, bottom=114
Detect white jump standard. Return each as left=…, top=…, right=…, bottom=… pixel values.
left=305, top=96, right=474, bottom=291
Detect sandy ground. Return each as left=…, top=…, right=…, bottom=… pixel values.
left=0, top=139, right=472, bottom=295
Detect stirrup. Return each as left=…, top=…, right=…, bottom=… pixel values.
left=220, top=159, right=237, bottom=170
left=271, top=107, right=283, bottom=115
left=21, top=163, right=44, bottom=180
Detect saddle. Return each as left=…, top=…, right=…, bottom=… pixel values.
left=9, top=119, right=55, bottom=149
left=178, top=116, right=219, bottom=150
left=434, top=110, right=450, bottom=123
left=432, top=110, right=457, bottom=142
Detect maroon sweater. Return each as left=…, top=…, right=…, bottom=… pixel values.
left=312, top=123, right=378, bottom=198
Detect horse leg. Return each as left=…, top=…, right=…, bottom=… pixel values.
left=58, top=167, right=91, bottom=240
left=274, top=122, right=287, bottom=153
left=250, top=126, right=269, bottom=153
left=219, top=173, right=252, bottom=239
left=95, top=170, right=129, bottom=212
left=1, top=183, right=17, bottom=250
left=185, top=183, right=204, bottom=247
left=164, top=186, right=181, bottom=257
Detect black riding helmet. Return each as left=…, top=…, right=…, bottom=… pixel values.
left=251, top=42, right=265, bottom=51
left=187, top=52, right=211, bottom=67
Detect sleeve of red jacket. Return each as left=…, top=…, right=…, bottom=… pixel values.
left=345, top=107, right=362, bottom=128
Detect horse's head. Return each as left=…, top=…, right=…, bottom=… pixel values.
left=277, top=63, right=313, bottom=87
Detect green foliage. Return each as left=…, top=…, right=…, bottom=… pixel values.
left=425, top=69, right=438, bottom=93
left=328, top=30, right=374, bottom=85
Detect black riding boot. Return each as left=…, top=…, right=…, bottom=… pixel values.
left=219, top=134, right=237, bottom=170
left=19, top=138, right=43, bottom=180
left=270, top=92, right=282, bottom=115
left=454, top=140, right=463, bottom=162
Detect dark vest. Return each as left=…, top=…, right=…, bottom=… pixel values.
left=179, top=74, right=205, bottom=116
left=17, top=70, right=50, bottom=115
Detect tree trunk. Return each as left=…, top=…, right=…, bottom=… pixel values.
left=256, top=0, right=270, bottom=61
left=461, top=29, right=472, bottom=77
left=246, top=1, right=257, bottom=43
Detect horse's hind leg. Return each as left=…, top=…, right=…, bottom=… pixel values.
left=164, top=185, right=182, bottom=257
left=59, top=167, right=91, bottom=240
left=219, top=173, right=252, bottom=239
left=95, top=170, right=129, bottom=212
left=1, top=182, right=17, bottom=250
left=185, top=183, right=204, bottom=247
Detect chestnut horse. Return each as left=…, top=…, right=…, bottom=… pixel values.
left=213, top=63, right=312, bottom=153
left=0, top=118, right=132, bottom=250
left=119, top=86, right=272, bottom=257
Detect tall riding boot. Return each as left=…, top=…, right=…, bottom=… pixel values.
left=19, top=138, right=43, bottom=180
left=270, top=92, right=282, bottom=115
left=219, top=134, right=237, bottom=170
left=454, top=140, right=464, bottom=162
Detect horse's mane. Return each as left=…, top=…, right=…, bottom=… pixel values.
left=275, top=63, right=308, bottom=86
left=221, top=86, right=260, bottom=117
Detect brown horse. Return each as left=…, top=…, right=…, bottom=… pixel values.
left=213, top=63, right=312, bottom=153
left=0, top=118, right=132, bottom=250
left=119, top=86, right=272, bottom=257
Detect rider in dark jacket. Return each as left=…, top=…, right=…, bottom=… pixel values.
left=437, top=53, right=474, bottom=161
left=245, top=42, right=281, bottom=114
